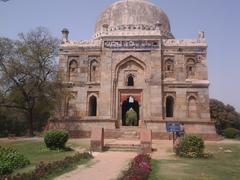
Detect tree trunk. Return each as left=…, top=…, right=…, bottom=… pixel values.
left=27, top=110, right=34, bottom=137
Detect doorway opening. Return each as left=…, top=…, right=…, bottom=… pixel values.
left=122, top=97, right=139, bottom=126
left=166, top=96, right=174, bottom=117
left=88, top=95, right=97, bottom=116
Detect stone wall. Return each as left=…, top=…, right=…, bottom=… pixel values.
left=54, top=28, right=216, bottom=139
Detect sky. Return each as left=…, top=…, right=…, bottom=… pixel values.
left=0, top=0, right=240, bottom=111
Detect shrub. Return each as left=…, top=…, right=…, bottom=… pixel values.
left=119, top=154, right=152, bottom=180
left=223, top=128, right=239, bottom=139
left=44, top=130, right=69, bottom=150
left=0, top=146, right=30, bottom=175
left=0, top=162, right=12, bottom=176
left=175, top=135, right=205, bottom=158
left=126, top=108, right=138, bottom=126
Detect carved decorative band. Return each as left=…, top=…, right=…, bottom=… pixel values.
left=104, top=40, right=160, bottom=49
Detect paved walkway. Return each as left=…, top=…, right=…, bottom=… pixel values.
left=55, top=151, right=136, bottom=180
left=56, top=139, right=240, bottom=180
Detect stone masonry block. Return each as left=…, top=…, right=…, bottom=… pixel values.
left=140, top=129, right=152, bottom=153
left=90, top=128, right=104, bottom=152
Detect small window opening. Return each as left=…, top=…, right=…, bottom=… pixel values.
left=167, top=65, right=171, bottom=71
left=127, top=75, right=134, bottom=86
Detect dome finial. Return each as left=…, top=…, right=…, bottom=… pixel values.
left=61, top=28, right=69, bottom=43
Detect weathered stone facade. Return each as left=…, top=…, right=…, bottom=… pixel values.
left=50, top=0, right=217, bottom=139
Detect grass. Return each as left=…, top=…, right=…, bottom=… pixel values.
left=0, top=138, right=90, bottom=175
left=149, top=143, right=240, bottom=180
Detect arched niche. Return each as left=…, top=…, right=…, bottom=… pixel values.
left=164, top=59, right=174, bottom=78
left=65, top=92, right=77, bottom=117
left=90, top=60, right=100, bottom=82
left=187, top=96, right=199, bottom=119
left=69, top=60, right=78, bottom=81
left=186, top=58, right=196, bottom=79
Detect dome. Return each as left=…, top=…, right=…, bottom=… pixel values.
left=94, top=0, right=173, bottom=38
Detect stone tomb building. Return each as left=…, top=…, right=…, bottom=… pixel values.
left=51, top=0, right=217, bottom=139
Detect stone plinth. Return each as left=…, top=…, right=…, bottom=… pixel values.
left=90, top=128, right=104, bottom=152
left=140, top=129, right=152, bottom=153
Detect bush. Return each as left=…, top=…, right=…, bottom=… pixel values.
left=175, top=135, right=205, bottom=158
left=126, top=108, right=138, bottom=126
left=0, top=162, right=12, bottom=176
left=0, top=146, right=30, bottom=175
left=44, top=130, right=69, bottom=150
left=223, top=128, right=239, bottom=139
left=119, top=154, right=152, bottom=180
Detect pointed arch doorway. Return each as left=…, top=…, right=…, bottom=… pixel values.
left=119, top=90, right=142, bottom=127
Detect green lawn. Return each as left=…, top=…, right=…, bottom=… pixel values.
left=149, top=143, right=240, bottom=180
left=0, top=138, right=90, bottom=174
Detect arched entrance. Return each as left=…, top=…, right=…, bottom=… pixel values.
left=88, top=95, right=97, bottom=116
left=166, top=96, right=174, bottom=118
left=122, top=97, right=140, bottom=126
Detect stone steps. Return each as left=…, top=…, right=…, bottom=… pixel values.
left=104, top=143, right=141, bottom=152
left=120, top=130, right=139, bottom=140
left=118, top=126, right=140, bottom=140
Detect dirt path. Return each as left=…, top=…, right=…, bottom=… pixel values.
left=55, top=151, right=136, bottom=180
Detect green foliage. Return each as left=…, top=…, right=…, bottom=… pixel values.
left=44, top=130, right=69, bottom=150
left=175, top=135, right=206, bottom=158
left=1, top=152, right=93, bottom=179
left=0, top=162, right=12, bottom=176
left=0, top=146, right=30, bottom=175
left=126, top=108, right=138, bottom=126
left=210, top=99, right=240, bottom=134
left=223, top=128, right=239, bottom=139
left=0, top=109, right=27, bottom=137
left=0, top=139, right=90, bottom=176
left=0, top=104, right=50, bottom=137
left=0, top=27, right=59, bottom=136
left=0, top=119, right=27, bottom=137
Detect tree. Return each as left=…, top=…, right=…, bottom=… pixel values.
left=210, top=99, right=240, bottom=134
left=0, top=27, right=59, bottom=136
